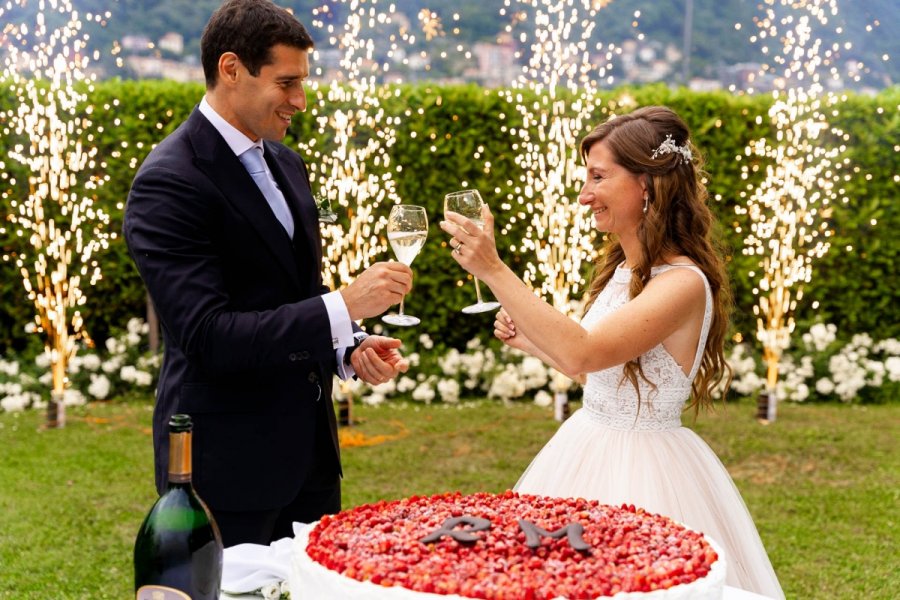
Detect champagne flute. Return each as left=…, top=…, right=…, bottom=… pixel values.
left=382, top=205, right=428, bottom=326
left=444, top=189, right=501, bottom=314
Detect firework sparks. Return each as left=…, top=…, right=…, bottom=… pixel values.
left=499, top=0, right=620, bottom=317
left=497, top=0, right=623, bottom=402
left=738, top=0, right=851, bottom=420
left=304, top=0, right=415, bottom=294
left=0, top=0, right=111, bottom=427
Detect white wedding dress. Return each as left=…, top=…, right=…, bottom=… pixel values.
left=515, top=264, right=785, bottom=599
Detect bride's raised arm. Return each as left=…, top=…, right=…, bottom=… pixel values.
left=440, top=205, right=704, bottom=378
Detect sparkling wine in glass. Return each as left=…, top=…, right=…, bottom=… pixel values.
left=382, top=205, right=428, bottom=326
left=444, top=189, right=501, bottom=314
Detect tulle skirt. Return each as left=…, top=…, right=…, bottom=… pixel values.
left=515, top=408, right=785, bottom=600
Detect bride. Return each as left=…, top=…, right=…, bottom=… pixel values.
left=440, top=106, right=784, bottom=599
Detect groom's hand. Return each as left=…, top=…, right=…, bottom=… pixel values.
left=350, top=335, right=410, bottom=385
left=341, top=262, right=413, bottom=321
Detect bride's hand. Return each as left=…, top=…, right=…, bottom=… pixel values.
left=440, top=204, right=503, bottom=281
left=494, top=307, right=516, bottom=341
left=494, top=308, right=534, bottom=353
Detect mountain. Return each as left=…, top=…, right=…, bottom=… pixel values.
left=6, top=0, right=897, bottom=87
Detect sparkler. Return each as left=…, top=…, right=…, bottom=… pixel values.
left=737, top=0, right=850, bottom=422
left=498, top=0, right=620, bottom=416
left=304, top=0, right=438, bottom=423
left=304, top=0, right=423, bottom=295
left=0, top=0, right=111, bottom=428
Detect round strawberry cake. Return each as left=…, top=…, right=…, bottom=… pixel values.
left=289, top=490, right=726, bottom=599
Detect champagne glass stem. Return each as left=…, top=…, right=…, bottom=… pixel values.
left=474, top=278, right=485, bottom=304
left=398, top=295, right=406, bottom=316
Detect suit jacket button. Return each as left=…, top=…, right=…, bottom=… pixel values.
left=289, top=353, right=297, bottom=361
left=308, top=372, right=319, bottom=383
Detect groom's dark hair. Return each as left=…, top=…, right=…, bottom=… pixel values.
left=201, top=0, right=314, bottom=88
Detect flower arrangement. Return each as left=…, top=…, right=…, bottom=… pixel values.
left=331, top=329, right=574, bottom=408
left=0, top=318, right=160, bottom=413
left=2, top=317, right=896, bottom=414
left=723, top=323, right=899, bottom=403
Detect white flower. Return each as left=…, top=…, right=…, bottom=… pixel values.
left=120, top=365, right=138, bottom=382
left=816, top=378, right=835, bottom=396
left=850, top=333, right=873, bottom=350
left=437, top=378, right=460, bottom=403
left=488, top=365, right=526, bottom=401
left=63, top=388, right=87, bottom=407
left=0, top=382, right=23, bottom=395
left=35, top=352, right=51, bottom=368
left=875, top=338, right=900, bottom=355
left=67, top=355, right=83, bottom=374
left=519, top=356, right=549, bottom=390
left=731, top=371, right=764, bottom=395
left=885, top=356, right=900, bottom=382
left=138, top=354, right=161, bottom=370
left=370, top=379, right=397, bottom=395
left=102, top=356, right=122, bottom=374
left=126, top=332, right=142, bottom=347
left=88, top=374, right=111, bottom=400
left=418, top=334, right=434, bottom=350
left=534, top=390, right=553, bottom=407
left=438, top=349, right=462, bottom=376
left=805, top=322, right=837, bottom=352
left=396, top=376, right=416, bottom=393
left=361, top=392, right=386, bottom=406
left=127, top=318, right=145, bottom=336
left=80, top=354, right=102, bottom=371
left=407, top=352, right=421, bottom=368
left=133, top=369, right=154, bottom=387
left=0, top=359, right=20, bottom=377
left=1, top=393, right=31, bottom=412
left=260, top=582, right=282, bottom=600
left=411, top=382, right=435, bottom=403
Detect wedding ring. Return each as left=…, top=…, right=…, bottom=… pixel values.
left=453, top=246, right=461, bottom=255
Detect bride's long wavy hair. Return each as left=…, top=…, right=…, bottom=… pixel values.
left=580, top=106, right=732, bottom=412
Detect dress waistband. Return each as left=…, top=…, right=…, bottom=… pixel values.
left=581, top=405, right=683, bottom=432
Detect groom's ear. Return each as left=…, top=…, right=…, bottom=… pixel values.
left=218, top=52, right=240, bottom=86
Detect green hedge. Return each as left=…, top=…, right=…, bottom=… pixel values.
left=1, top=80, right=897, bottom=354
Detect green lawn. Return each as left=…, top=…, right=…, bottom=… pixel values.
left=0, top=398, right=897, bottom=599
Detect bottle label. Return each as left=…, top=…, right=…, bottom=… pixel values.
left=136, top=585, right=192, bottom=600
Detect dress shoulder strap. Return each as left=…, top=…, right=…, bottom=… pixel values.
left=652, top=264, right=713, bottom=381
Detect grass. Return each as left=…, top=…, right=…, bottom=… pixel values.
left=0, top=398, right=897, bottom=599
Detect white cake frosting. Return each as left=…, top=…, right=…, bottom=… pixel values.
left=289, top=493, right=727, bottom=600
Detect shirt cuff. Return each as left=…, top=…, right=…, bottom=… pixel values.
left=336, top=332, right=368, bottom=381
left=322, top=291, right=354, bottom=349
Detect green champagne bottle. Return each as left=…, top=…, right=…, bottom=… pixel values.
left=134, top=414, right=223, bottom=600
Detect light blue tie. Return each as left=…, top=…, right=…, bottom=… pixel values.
left=239, top=146, right=295, bottom=239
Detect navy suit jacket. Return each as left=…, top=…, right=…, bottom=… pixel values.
left=124, top=108, right=343, bottom=512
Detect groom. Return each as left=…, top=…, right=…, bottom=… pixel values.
left=123, top=0, right=413, bottom=546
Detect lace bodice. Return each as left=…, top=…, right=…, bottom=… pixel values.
left=581, top=264, right=712, bottom=431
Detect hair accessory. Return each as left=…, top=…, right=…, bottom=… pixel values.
left=651, top=134, right=692, bottom=165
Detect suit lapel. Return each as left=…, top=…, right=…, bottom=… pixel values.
left=186, top=111, right=301, bottom=288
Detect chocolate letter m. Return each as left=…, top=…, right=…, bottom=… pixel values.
left=518, top=519, right=591, bottom=551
